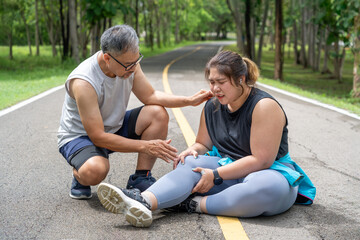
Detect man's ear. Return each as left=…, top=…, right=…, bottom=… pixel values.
left=103, top=52, right=110, bottom=64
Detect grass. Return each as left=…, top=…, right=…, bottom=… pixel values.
left=0, top=41, right=200, bottom=110
left=1, top=42, right=360, bottom=116
left=224, top=44, right=360, bottom=116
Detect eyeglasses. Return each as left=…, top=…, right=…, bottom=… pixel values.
left=107, top=52, right=143, bottom=71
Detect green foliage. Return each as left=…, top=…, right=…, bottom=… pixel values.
left=225, top=43, right=360, bottom=115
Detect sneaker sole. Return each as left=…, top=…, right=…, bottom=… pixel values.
left=97, top=183, right=153, bottom=228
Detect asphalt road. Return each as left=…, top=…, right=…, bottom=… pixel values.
left=0, top=42, right=359, bottom=240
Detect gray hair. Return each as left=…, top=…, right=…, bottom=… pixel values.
left=100, top=25, right=139, bottom=55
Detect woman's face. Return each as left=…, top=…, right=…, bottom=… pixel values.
left=208, top=67, right=242, bottom=106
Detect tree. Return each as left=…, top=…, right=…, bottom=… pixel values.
left=69, top=0, right=79, bottom=63
left=227, top=0, right=244, bottom=53
left=257, top=0, right=270, bottom=68
left=274, top=0, right=284, bottom=81
left=35, top=0, right=40, bottom=56
left=41, top=0, right=58, bottom=57
left=354, top=11, right=360, bottom=97
left=0, top=0, right=19, bottom=59
left=19, top=0, right=32, bottom=56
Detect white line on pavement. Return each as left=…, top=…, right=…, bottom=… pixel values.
left=0, top=85, right=64, bottom=118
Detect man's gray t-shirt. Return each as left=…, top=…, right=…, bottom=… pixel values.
left=57, top=51, right=134, bottom=148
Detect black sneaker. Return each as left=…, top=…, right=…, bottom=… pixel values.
left=126, top=172, right=156, bottom=192
left=69, top=176, right=92, bottom=199
left=163, top=194, right=198, bottom=213
left=97, top=183, right=152, bottom=227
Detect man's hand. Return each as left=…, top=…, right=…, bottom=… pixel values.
left=191, top=167, right=214, bottom=193
left=145, top=139, right=178, bottom=163
left=188, top=89, right=213, bottom=106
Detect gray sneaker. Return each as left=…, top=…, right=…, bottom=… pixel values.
left=97, top=183, right=152, bottom=228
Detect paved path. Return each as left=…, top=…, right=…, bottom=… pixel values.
left=1, top=43, right=359, bottom=239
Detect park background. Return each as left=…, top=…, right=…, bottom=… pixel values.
left=1, top=0, right=359, bottom=116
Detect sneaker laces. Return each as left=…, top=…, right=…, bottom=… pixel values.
left=121, top=188, right=151, bottom=210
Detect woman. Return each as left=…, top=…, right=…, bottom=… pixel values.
left=97, top=50, right=316, bottom=228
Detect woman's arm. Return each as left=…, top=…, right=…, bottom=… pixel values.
left=192, top=98, right=286, bottom=193
left=174, top=109, right=213, bottom=168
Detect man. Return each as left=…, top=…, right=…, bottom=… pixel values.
left=57, top=25, right=212, bottom=199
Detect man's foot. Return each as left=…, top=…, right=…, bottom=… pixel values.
left=97, top=183, right=152, bottom=228
left=163, top=194, right=198, bottom=213
left=69, top=176, right=92, bottom=199
left=126, top=172, right=156, bottom=192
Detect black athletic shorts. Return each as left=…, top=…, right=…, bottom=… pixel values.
left=59, top=106, right=143, bottom=171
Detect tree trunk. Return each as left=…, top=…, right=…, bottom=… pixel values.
left=41, top=0, right=57, bottom=57
left=79, top=3, right=89, bottom=58
left=245, top=0, right=252, bottom=59
left=315, top=27, right=322, bottom=71
left=35, top=0, right=40, bottom=56
left=353, top=13, right=360, bottom=98
left=154, top=2, right=161, bottom=48
left=148, top=0, right=154, bottom=50
left=227, top=0, right=245, bottom=53
left=300, top=1, right=307, bottom=67
left=20, top=8, right=32, bottom=56
left=268, top=8, right=274, bottom=50
left=8, top=22, right=13, bottom=60
left=59, top=0, right=70, bottom=59
left=256, top=0, right=269, bottom=68
left=142, top=0, right=149, bottom=46
left=175, top=0, right=180, bottom=43
left=307, top=8, right=314, bottom=68
left=90, top=22, right=100, bottom=55
left=321, top=28, right=331, bottom=74
left=69, top=0, right=79, bottom=63
left=274, top=0, right=283, bottom=81
left=135, top=0, right=139, bottom=37
left=333, top=40, right=346, bottom=82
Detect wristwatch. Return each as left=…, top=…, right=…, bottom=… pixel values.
left=213, top=169, right=223, bottom=185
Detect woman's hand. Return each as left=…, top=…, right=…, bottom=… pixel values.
left=173, top=148, right=198, bottom=169
left=191, top=167, right=214, bottom=193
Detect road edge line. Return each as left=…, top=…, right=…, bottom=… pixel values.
left=0, top=85, right=64, bottom=118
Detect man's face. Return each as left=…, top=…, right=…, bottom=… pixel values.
left=106, top=51, right=143, bottom=78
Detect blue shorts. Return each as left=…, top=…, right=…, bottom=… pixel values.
left=59, top=106, right=143, bottom=171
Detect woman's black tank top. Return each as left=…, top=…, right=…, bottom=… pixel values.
left=204, top=88, right=288, bottom=161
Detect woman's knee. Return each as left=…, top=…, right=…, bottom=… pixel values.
left=181, top=155, right=220, bottom=169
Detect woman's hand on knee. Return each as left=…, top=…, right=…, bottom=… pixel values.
left=173, top=149, right=198, bottom=169
left=191, top=167, right=214, bottom=193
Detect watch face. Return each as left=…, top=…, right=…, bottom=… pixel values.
left=214, top=177, right=223, bottom=185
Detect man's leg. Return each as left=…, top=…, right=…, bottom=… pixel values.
left=135, top=105, right=169, bottom=169
left=74, top=155, right=109, bottom=186
left=60, top=138, right=110, bottom=199
left=126, top=105, right=169, bottom=191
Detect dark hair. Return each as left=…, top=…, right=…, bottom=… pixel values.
left=100, top=25, right=139, bottom=56
left=205, top=50, right=259, bottom=88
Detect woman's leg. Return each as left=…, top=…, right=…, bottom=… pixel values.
left=145, top=155, right=229, bottom=209
left=205, top=168, right=298, bottom=217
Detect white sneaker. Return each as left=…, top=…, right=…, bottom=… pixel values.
left=97, top=183, right=153, bottom=227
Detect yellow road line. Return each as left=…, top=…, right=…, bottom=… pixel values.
left=162, top=47, right=250, bottom=240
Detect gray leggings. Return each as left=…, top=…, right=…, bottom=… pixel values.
left=147, top=155, right=298, bottom=217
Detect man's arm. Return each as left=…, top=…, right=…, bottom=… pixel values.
left=69, top=78, right=177, bottom=162
left=132, top=65, right=213, bottom=107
